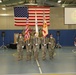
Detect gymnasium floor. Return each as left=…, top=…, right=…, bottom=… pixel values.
left=0, top=47, right=76, bottom=75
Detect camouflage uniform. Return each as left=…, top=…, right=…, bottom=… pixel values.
left=30, top=30, right=35, bottom=56
left=39, top=28, right=43, bottom=49
left=48, top=34, right=56, bottom=59
left=41, top=37, right=48, bottom=60
left=25, top=38, right=32, bottom=60
left=30, top=29, right=35, bottom=47
left=33, top=35, right=40, bottom=60
left=17, top=34, right=24, bottom=61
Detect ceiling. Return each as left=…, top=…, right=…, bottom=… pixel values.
left=0, top=0, right=76, bottom=7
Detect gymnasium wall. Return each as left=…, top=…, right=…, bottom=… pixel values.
left=0, top=7, right=76, bottom=46
left=0, top=29, right=76, bottom=46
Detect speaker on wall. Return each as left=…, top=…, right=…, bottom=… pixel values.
left=1, top=31, right=5, bottom=37
left=56, top=31, right=60, bottom=36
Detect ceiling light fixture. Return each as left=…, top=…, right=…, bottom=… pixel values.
left=0, top=14, right=13, bottom=16
left=0, top=14, right=9, bottom=16
left=58, top=0, right=61, bottom=3
left=2, top=8, right=6, bottom=10
left=0, top=0, right=2, bottom=3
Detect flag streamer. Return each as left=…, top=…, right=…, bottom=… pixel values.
left=42, top=10, right=48, bottom=37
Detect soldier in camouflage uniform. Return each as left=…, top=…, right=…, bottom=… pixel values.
left=30, top=29, right=35, bottom=56
left=39, top=28, right=43, bottom=49
left=48, top=34, right=56, bottom=59
left=22, top=29, right=25, bottom=37
left=41, top=37, right=48, bottom=60
left=33, top=33, right=40, bottom=60
left=17, top=33, right=24, bottom=61
left=25, top=38, right=32, bottom=60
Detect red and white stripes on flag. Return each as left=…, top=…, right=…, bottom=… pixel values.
left=14, top=6, right=50, bottom=26
left=28, top=6, right=50, bottom=26
left=24, top=18, right=30, bottom=41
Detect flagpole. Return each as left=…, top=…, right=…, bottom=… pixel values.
left=35, top=9, right=38, bottom=37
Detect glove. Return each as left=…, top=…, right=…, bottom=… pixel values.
left=44, top=44, right=46, bottom=46
left=75, top=44, right=76, bottom=46
left=28, top=44, right=30, bottom=46
left=49, top=42, right=51, bottom=44
left=35, top=44, right=38, bottom=45
left=16, top=42, right=18, bottom=44
left=22, top=46, right=24, bottom=48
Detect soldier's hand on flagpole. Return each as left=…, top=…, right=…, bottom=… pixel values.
left=16, top=42, right=18, bottom=44
left=44, top=44, right=46, bottom=46
left=35, top=43, right=38, bottom=45
left=49, top=42, right=51, bottom=44
left=28, top=44, right=30, bottom=46
left=22, top=46, right=24, bottom=48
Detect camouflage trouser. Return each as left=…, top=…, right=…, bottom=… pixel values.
left=26, top=45, right=32, bottom=60
left=17, top=51, right=23, bottom=60
left=48, top=44, right=55, bottom=59
left=34, top=51, right=39, bottom=60
left=42, top=51, right=46, bottom=60
left=42, top=46, right=46, bottom=60
left=49, top=49, right=54, bottom=59
left=17, top=44, right=23, bottom=60
left=26, top=51, right=32, bottom=60
left=33, top=45, right=39, bottom=60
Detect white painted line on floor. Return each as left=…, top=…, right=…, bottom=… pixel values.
left=39, top=67, right=42, bottom=74
left=36, top=59, right=40, bottom=67
left=36, top=59, right=42, bottom=74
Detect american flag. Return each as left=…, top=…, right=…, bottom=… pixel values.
left=14, top=6, right=29, bottom=26
left=14, top=6, right=50, bottom=26
left=24, top=18, right=30, bottom=41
